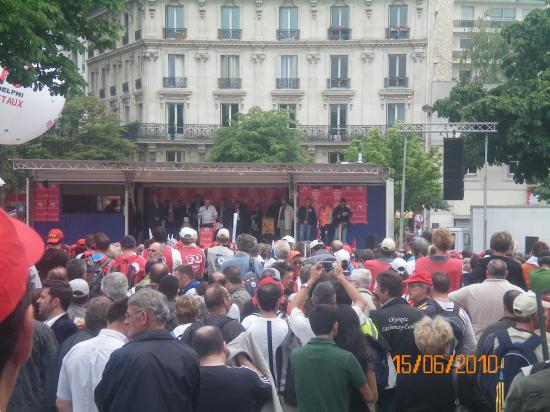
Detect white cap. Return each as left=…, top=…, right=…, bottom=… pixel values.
left=381, top=238, right=396, bottom=251
left=309, top=239, right=324, bottom=249
left=179, top=227, right=198, bottom=239
left=282, top=235, right=295, bottom=244
left=390, top=258, right=407, bottom=275
left=513, top=291, right=550, bottom=317
left=261, top=268, right=281, bottom=281
left=334, top=249, right=351, bottom=263
left=217, top=228, right=230, bottom=240
left=69, top=278, right=90, bottom=297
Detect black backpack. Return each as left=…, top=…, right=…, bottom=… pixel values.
left=84, top=255, right=113, bottom=298
left=275, top=328, right=301, bottom=406
left=432, top=301, right=466, bottom=353
left=179, top=316, right=234, bottom=346
left=365, top=333, right=395, bottom=392
left=242, top=257, right=260, bottom=295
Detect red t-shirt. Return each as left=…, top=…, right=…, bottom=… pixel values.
left=177, top=245, right=206, bottom=279
left=364, top=259, right=392, bottom=290
left=112, top=253, right=147, bottom=284
left=415, top=255, right=462, bottom=292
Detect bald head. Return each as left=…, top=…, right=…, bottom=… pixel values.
left=330, top=240, right=344, bottom=253
left=209, top=271, right=226, bottom=287
left=487, top=259, right=508, bottom=279
left=192, top=325, right=225, bottom=358
left=204, top=284, right=230, bottom=314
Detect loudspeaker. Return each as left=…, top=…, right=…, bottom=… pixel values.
left=443, top=138, right=464, bottom=200
left=525, top=236, right=539, bottom=255
left=366, top=235, right=377, bottom=250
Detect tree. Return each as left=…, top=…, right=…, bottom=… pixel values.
left=433, top=8, right=550, bottom=184
left=2, top=96, right=134, bottom=192
left=343, top=128, right=446, bottom=212
left=209, top=107, right=311, bottom=163
left=0, top=0, right=122, bottom=96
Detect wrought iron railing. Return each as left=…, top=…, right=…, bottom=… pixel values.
left=276, top=78, right=300, bottom=89
left=277, top=29, right=300, bottom=40
left=163, top=28, right=187, bottom=39
left=163, top=77, right=188, bottom=88
left=327, top=27, right=351, bottom=40
left=218, top=29, right=241, bottom=40
left=384, top=77, right=409, bottom=88
left=218, top=78, right=241, bottom=89
left=385, top=26, right=410, bottom=39
left=327, top=78, right=351, bottom=88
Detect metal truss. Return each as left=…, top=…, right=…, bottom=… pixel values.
left=394, top=122, right=498, bottom=133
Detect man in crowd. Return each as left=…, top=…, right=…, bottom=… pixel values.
left=265, top=240, right=290, bottom=268
left=146, top=226, right=182, bottom=273
left=112, top=235, right=146, bottom=287
left=305, top=239, right=333, bottom=265
left=277, top=198, right=294, bottom=238
left=364, top=238, right=396, bottom=289
left=405, top=237, right=429, bottom=275
left=471, top=231, right=527, bottom=290
left=174, top=264, right=200, bottom=295
left=198, top=198, right=218, bottom=226
left=36, top=228, right=70, bottom=280
left=271, top=260, right=294, bottom=295
left=224, top=265, right=251, bottom=312
left=56, top=298, right=128, bottom=412
left=332, top=198, right=353, bottom=242
left=38, top=279, right=78, bottom=345
left=206, top=228, right=234, bottom=274
left=291, top=304, right=375, bottom=412
left=47, top=266, right=68, bottom=281
left=449, top=259, right=524, bottom=340
left=529, top=251, right=550, bottom=292
left=68, top=278, right=89, bottom=322
left=349, top=268, right=377, bottom=314
left=297, top=197, right=317, bottom=242
left=193, top=326, right=272, bottom=412
left=222, top=233, right=263, bottom=278
left=403, top=270, right=438, bottom=316
left=95, top=289, right=200, bottom=412
left=66, top=258, right=87, bottom=281
left=142, top=262, right=169, bottom=291
left=178, top=227, right=206, bottom=279
left=101, top=272, right=129, bottom=301
left=318, top=200, right=333, bottom=244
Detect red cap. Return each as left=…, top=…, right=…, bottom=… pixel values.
left=76, top=238, right=87, bottom=247
left=403, top=269, right=432, bottom=286
left=47, top=228, right=64, bottom=244
left=288, top=251, right=303, bottom=261
left=0, top=209, right=44, bottom=322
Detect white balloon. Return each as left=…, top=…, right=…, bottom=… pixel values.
left=0, top=67, right=65, bottom=145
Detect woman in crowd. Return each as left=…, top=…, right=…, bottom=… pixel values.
left=172, top=295, right=200, bottom=339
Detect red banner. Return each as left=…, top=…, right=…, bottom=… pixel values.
left=34, top=183, right=60, bottom=222
left=298, top=185, right=367, bottom=224
left=199, top=226, right=215, bottom=249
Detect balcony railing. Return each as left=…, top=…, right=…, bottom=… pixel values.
left=218, top=78, right=241, bottom=89
left=163, top=77, right=188, bottom=88
left=99, top=88, right=105, bottom=98
left=163, top=28, right=187, bottom=39
left=122, top=82, right=129, bottom=93
left=453, top=50, right=468, bottom=61
left=135, top=30, right=142, bottom=41
left=218, top=29, right=241, bottom=40
left=135, top=78, right=142, bottom=90
left=327, top=78, right=351, bottom=89
left=276, top=78, right=300, bottom=89
left=122, top=34, right=129, bottom=45
left=489, top=19, right=515, bottom=28
left=124, top=123, right=388, bottom=142
left=453, top=19, right=478, bottom=28
left=110, top=86, right=117, bottom=96
left=385, top=26, right=410, bottom=39
left=277, top=29, right=300, bottom=40
left=384, top=77, right=409, bottom=88
left=327, top=27, right=351, bottom=40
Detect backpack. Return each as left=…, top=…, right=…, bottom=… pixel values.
left=275, top=328, right=301, bottom=407
left=432, top=301, right=466, bottom=353
left=84, top=254, right=113, bottom=298
left=242, top=257, right=259, bottom=296
left=505, top=361, right=550, bottom=412
left=479, top=329, right=541, bottom=412
left=365, top=333, right=397, bottom=392
left=180, top=315, right=234, bottom=346
left=111, top=255, right=140, bottom=288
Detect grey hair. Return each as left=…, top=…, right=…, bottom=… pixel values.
left=274, top=240, right=291, bottom=260
left=101, top=272, right=128, bottom=301
left=311, top=281, right=336, bottom=305
left=349, top=269, right=372, bottom=290
left=487, top=259, right=508, bottom=278
left=236, top=233, right=257, bottom=254
left=128, top=288, right=169, bottom=323
left=66, top=258, right=87, bottom=280
left=411, top=238, right=429, bottom=258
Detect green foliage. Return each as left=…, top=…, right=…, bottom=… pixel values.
left=343, top=129, right=446, bottom=212
left=531, top=178, right=550, bottom=203
left=0, top=0, right=123, bottom=96
left=2, top=96, right=134, bottom=193
left=209, top=107, right=311, bottom=163
left=433, top=8, right=550, bottom=184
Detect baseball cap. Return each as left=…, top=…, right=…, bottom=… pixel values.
left=403, top=269, right=432, bottom=286
left=179, top=227, right=198, bottom=239
left=282, top=235, right=295, bottom=244
left=47, top=228, right=64, bottom=244
left=390, top=258, right=407, bottom=275
left=381, top=238, right=396, bottom=251
left=261, top=268, right=281, bottom=281
left=309, top=239, right=324, bottom=249
left=0, top=209, right=44, bottom=322
left=69, top=278, right=90, bottom=298
left=217, top=228, right=230, bottom=240
left=120, top=235, right=137, bottom=249
left=334, top=249, right=351, bottom=263
left=513, top=291, right=550, bottom=317
left=288, top=251, right=303, bottom=261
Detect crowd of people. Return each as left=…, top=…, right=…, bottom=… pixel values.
left=2, top=207, right=550, bottom=412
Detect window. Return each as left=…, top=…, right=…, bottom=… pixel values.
left=387, top=55, right=407, bottom=87
left=458, top=69, right=471, bottom=83
left=221, top=55, right=239, bottom=78
left=491, top=8, right=516, bottom=21
left=328, top=152, right=342, bottom=164
left=166, top=151, right=185, bottom=163
left=123, top=13, right=129, bottom=44
left=124, top=105, right=130, bottom=124
left=279, top=7, right=298, bottom=39
left=221, top=103, right=239, bottom=126
left=459, top=38, right=473, bottom=50
left=329, top=55, right=349, bottom=88
left=277, top=56, right=298, bottom=88
left=387, top=103, right=405, bottom=127
left=329, top=104, right=347, bottom=138
left=507, top=161, right=519, bottom=176
left=165, top=5, right=185, bottom=38
left=220, top=7, right=240, bottom=39
left=279, top=104, right=297, bottom=125
left=464, top=166, right=477, bottom=175
left=331, top=6, right=349, bottom=27
left=167, top=103, right=184, bottom=136
left=461, top=6, right=474, bottom=20
left=389, top=5, right=407, bottom=26
left=165, top=54, right=185, bottom=87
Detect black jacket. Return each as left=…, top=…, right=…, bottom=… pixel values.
left=95, top=330, right=200, bottom=412
left=370, top=297, right=426, bottom=357
left=297, top=206, right=317, bottom=226
left=332, top=205, right=353, bottom=224
left=471, top=255, right=526, bottom=290
left=50, top=313, right=78, bottom=345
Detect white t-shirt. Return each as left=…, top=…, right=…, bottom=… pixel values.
left=198, top=205, right=218, bottom=224
left=241, top=315, right=288, bottom=380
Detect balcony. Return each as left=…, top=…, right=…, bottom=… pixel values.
left=276, top=78, right=300, bottom=89
left=135, top=30, right=142, bottom=41
left=122, top=82, right=129, bottom=93
left=327, top=27, right=351, bottom=40
left=163, top=77, right=188, bottom=88
left=384, top=77, right=409, bottom=88
left=99, top=88, right=105, bottom=99
left=135, top=78, right=142, bottom=90
left=110, top=86, right=117, bottom=96
left=218, top=78, right=241, bottom=89
left=489, top=19, right=515, bottom=28
left=218, top=29, right=241, bottom=40
left=122, top=34, right=129, bottom=45
left=385, top=26, right=410, bottom=39
left=163, top=28, right=187, bottom=40
left=327, top=78, right=351, bottom=89
left=277, top=29, right=300, bottom=40
left=453, top=19, right=478, bottom=28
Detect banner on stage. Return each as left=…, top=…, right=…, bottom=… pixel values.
left=199, top=226, right=215, bottom=249
left=297, top=185, right=368, bottom=224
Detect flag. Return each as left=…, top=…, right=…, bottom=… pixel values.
left=148, top=228, right=153, bottom=240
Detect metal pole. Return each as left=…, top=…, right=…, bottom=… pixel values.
left=536, top=291, right=550, bottom=361
left=483, top=133, right=488, bottom=251
left=399, top=131, right=408, bottom=249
